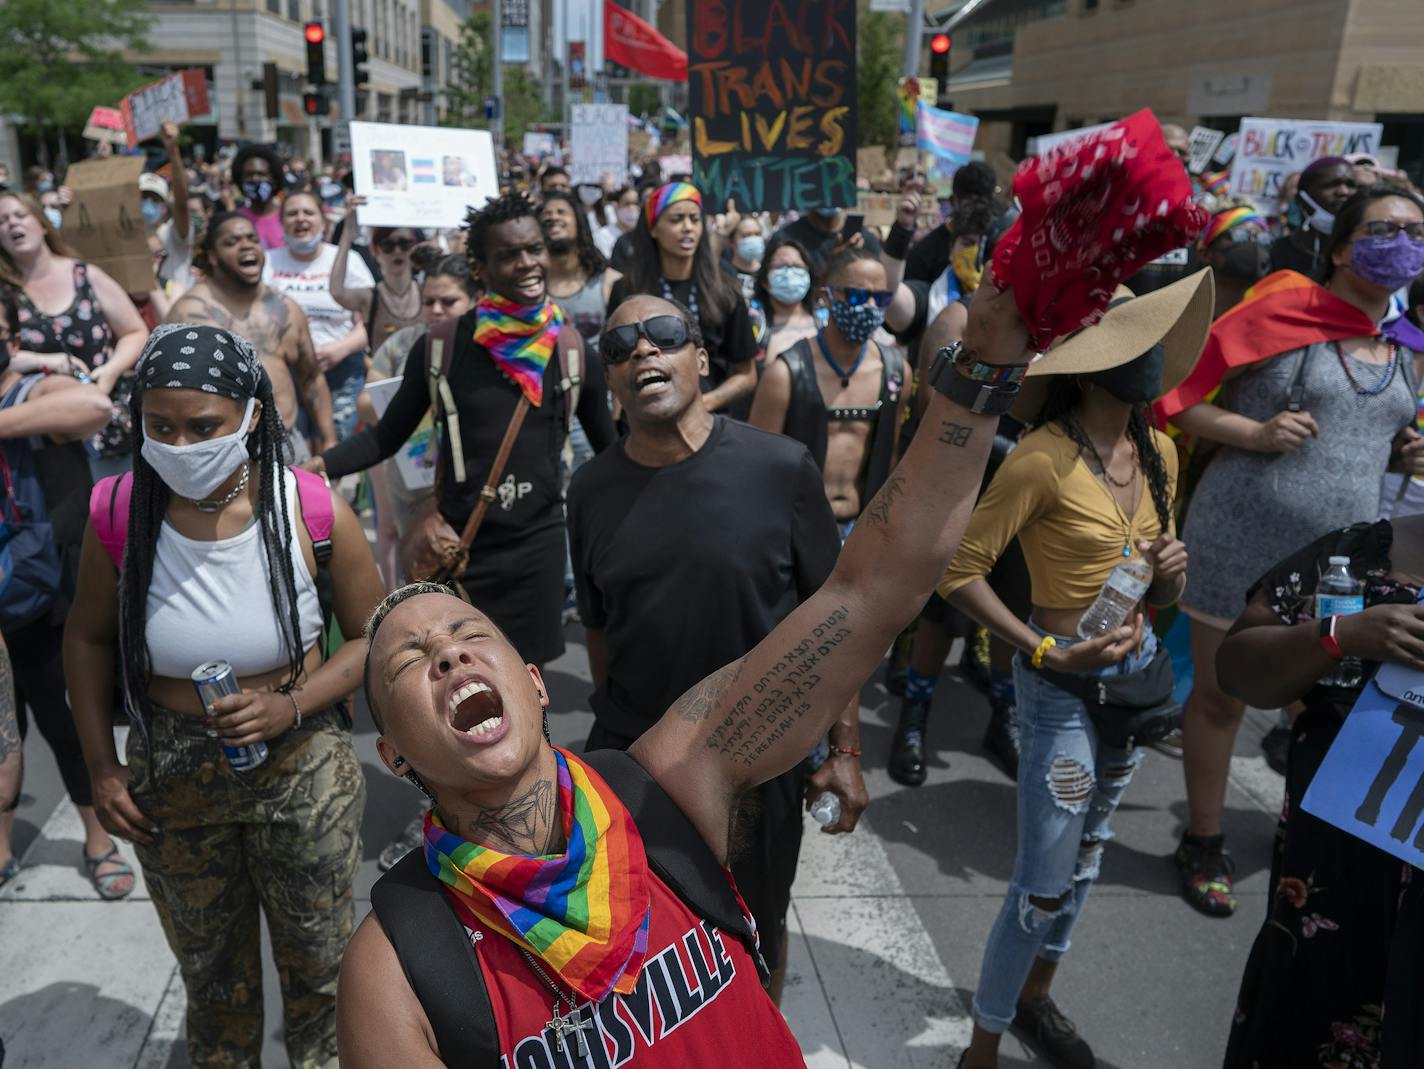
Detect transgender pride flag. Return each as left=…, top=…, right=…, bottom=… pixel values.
left=916, top=102, right=980, bottom=172
left=411, top=158, right=437, bottom=184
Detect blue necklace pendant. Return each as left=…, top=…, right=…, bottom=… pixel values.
left=817, top=332, right=868, bottom=388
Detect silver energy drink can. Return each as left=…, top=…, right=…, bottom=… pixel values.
left=191, top=660, right=268, bottom=771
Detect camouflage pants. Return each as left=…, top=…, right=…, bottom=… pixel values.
left=127, top=709, right=365, bottom=1069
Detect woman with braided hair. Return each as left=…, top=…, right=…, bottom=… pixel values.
left=62, top=323, right=384, bottom=1068
left=936, top=271, right=1212, bottom=1069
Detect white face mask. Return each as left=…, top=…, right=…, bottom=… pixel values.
left=141, top=398, right=256, bottom=501
left=1299, top=190, right=1336, bottom=235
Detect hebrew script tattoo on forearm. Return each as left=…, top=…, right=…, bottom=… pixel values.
left=863, top=474, right=905, bottom=528
left=0, top=644, right=17, bottom=762
left=704, top=605, right=852, bottom=767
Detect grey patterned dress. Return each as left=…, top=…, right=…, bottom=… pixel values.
left=1180, top=341, right=1417, bottom=624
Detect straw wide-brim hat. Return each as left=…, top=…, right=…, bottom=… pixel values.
left=1012, top=268, right=1216, bottom=421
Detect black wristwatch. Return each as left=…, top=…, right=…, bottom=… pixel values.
left=926, top=342, right=1029, bottom=416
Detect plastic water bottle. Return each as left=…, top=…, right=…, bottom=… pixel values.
left=1076, top=554, right=1154, bottom=640
left=810, top=793, right=841, bottom=827
left=1316, top=556, right=1364, bottom=688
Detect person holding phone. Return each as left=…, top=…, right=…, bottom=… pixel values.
left=769, top=202, right=882, bottom=274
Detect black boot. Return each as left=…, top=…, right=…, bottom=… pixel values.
left=889, top=698, right=930, bottom=786
left=982, top=701, right=1020, bottom=781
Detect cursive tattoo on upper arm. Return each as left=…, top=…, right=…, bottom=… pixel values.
left=702, top=605, right=852, bottom=767
left=449, top=778, right=558, bottom=856
left=863, top=473, right=905, bottom=528
left=674, top=658, right=746, bottom=723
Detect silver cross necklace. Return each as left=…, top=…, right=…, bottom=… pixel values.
left=518, top=948, right=595, bottom=1056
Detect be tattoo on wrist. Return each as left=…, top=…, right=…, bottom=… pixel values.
left=939, top=421, right=974, bottom=447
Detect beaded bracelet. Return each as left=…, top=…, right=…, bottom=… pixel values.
left=285, top=690, right=302, bottom=730
left=830, top=746, right=863, bottom=758
left=1031, top=635, right=1057, bottom=670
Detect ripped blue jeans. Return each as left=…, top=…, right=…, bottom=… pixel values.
left=970, top=624, right=1153, bottom=1033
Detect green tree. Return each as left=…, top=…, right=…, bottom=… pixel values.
left=626, top=83, right=660, bottom=120
left=0, top=0, right=153, bottom=165
left=857, top=11, right=901, bottom=158
left=502, top=68, right=555, bottom=145
left=443, top=11, right=493, bottom=129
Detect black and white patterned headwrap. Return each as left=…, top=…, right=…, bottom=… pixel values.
left=138, top=323, right=266, bottom=401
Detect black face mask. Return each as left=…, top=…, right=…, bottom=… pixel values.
left=1087, top=343, right=1165, bottom=404
left=1215, top=242, right=1269, bottom=283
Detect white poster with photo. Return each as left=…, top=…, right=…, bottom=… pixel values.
left=350, top=121, right=498, bottom=229
left=366, top=377, right=436, bottom=491
left=1229, top=117, right=1382, bottom=211
left=570, top=104, right=629, bottom=185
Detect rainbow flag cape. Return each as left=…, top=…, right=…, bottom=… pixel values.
left=473, top=294, right=563, bottom=406
left=424, top=747, right=652, bottom=1004
left=1153, top=270, right=1378, bottom=426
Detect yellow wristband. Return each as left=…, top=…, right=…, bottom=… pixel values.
left=1031, top=635, right=1057, bottom=670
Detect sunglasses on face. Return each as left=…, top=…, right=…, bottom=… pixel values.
left=379, top=237, right=416, bottom=253
left=824, top=286, right=894, bottom=309
left=601, top=315, right=692, bottom=364
left=1356, top=220, right=1424, bottom=242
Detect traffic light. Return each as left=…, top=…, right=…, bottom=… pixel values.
left=351, top=28, right=370, bottom=91
left=304, top=21, right=326, bottom=85
left=929, top=33, right=951, bottom=85
left=303, top=89, right=330, bottom=117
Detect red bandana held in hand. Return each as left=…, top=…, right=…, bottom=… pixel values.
left=991, top=109, right=1210, bottom=351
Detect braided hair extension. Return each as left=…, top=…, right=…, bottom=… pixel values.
left=1032, top=376, right=1172, bottom=533
left=118, top=341, right=308, bottom=723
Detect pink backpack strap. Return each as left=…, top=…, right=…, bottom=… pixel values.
left=89, top=473, right=133, bottom=570
left=290, top=466, right=334, bottom=559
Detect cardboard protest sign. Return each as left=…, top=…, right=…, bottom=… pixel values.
left=688, top=0, right=856, bottom=212
left=366, top=377, right=436, bottom=491
left=83, top=107, right=128, bottom=145
left=350, top=121, right=499, bottom=229
left=1187, top=127, right=1224, bottom=175
left=1229, top=117, right=1382, bottom=211
left=857, top=190, right=942, bottom=232
left=121, top=69, right=210, bottom=148
left=63, top=157, right=156, bottom=294
left=570, top=104, right=629, bottom=185
left=1302, top=679, right=1424, bottom=870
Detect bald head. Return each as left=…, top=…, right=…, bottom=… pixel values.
left=1161, top=124, right=1191, bottom=167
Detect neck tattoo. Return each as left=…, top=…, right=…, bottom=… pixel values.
left=190, top=462, right=250, bottom=513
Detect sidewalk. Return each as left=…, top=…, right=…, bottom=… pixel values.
left=0, top=630, right=1281, bottom=1067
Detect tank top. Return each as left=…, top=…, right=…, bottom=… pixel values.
left=552, top=271, right=608, bottom=347
left=144, top=468, right=324, bottom=678
left=452, top=871, right=805, bottom=1065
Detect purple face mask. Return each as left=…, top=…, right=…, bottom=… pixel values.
left=1351, top=232, right=1424, bottom=292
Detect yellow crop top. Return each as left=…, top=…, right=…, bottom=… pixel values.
left=938, top=423, right=1179, bottom=610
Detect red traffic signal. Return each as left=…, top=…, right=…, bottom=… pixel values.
left=304, top=21, right=325, bottom=44
left=930, top=33, right=951, bottom=54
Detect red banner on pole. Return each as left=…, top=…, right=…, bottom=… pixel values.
left=604, top=0, right=687, bottom=81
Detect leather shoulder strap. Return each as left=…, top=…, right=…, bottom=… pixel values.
left=370, top=850, right=496, bottom=1069
left=424, top=319, right=465, bottom=485
left=581, top=749, right=768, bottom=980
left=456, top=396, right=531, bottom=556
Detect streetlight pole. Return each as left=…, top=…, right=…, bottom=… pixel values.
left=492, top=0, right=505, bottom=149
left=902, top=0, right=926, bottom=79
left=335, top=0, right=356, bottom=139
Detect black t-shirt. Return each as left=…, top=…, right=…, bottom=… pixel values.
left=769, top=215, right=883, bottom=274
left=609, top=231, right=636, bottom=274
left=321, top=310, right=616, bottom=546
left=1270, top=231, right=1328, bottom=279
left=568, top=417, right=840, bottom=739
left=607, top=276, right=757, bottom=389
left=904, top=225, right=955, bottom=285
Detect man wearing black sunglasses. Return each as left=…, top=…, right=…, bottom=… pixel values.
left=568, top=293, right=863, bottom=1004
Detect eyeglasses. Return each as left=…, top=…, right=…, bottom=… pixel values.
left=378, top=237, right=416, bottom=253
left=1356, top=220, right=1424, bottom=242
left=1222, top=227, right=1273, bottom=246
left=601, top=315, right=692, bottom=364
left=825, top=286, right=895, bottom=309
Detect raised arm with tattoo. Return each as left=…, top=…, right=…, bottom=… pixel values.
left=285, top=299, right=338, bottom=450
left=631, top=283, right=1033, bottom=859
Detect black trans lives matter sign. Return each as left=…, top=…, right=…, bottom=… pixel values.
left=688, top=0, right=857, bottom=213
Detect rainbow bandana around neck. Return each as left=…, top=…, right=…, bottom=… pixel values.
left=423, top=747, right=653, bottom=1004
left=473, top=293, right=564, bottom=406
left=645, top=181, right=702, bottom=229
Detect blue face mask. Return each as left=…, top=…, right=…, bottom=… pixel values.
left=141, top=197, right=166, bottom=227
left=767, top=265, right=811, bottom=304
left=284, top=232, right=323, bottom=256
left=827, top=296, right=886, bottom=344
left=735, top=236, right=765, bottom=263
left=43, top=207, right=62, bottom=230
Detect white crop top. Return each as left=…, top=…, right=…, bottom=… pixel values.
left=145, top=468, right=325, bottom=679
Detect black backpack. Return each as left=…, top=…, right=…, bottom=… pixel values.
left=369, top=749, right=767, bottom=1068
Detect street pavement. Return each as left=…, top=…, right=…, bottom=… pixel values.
left=0, top=622, right=1282, bottom=1067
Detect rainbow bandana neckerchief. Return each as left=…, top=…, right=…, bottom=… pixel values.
left=423, top=747, right=653, bottom=1004
left=645, top=181, right=702, bottom=229
left=472, top=293, right=564, bottom=406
